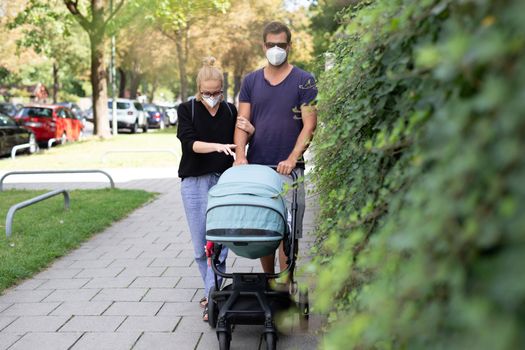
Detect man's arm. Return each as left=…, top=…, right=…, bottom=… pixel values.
left=233, top=101, right=251, bottom=165
left=276, top=104, right=317, bottom=175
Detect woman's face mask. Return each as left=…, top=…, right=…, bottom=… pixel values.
left=203, top=95, right=221, bottom=108
left=266, top=46, right=288, bottom=66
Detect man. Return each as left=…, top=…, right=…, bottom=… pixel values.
left=233, top=21, right=318, bottom=276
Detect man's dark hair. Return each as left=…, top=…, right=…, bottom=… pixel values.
left=263, top=21, right=292, bottom=43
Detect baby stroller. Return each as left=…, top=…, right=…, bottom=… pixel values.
left=205, top=164, right=309, bottom=350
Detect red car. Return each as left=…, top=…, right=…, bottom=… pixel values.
left=15, top=105, right=84, bottom=146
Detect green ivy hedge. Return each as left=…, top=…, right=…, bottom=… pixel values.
left=310, top=0, right=525, bottom=349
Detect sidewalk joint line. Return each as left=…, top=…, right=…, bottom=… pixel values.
left=130, top=331, right=144, bottom=349
left=0, top=315, right=18, bottom=332
left=56, top=314, right=74, bottom=332
left=67, top=332, right=86, bottom=350
left=114, top=315, right=128, bottom=331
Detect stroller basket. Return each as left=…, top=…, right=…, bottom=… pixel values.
left=206, top=165, right=287, bottom=259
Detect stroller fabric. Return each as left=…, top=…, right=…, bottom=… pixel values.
left=206, top=164, right=287, bottom=259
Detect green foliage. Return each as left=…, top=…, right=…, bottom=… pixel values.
left=0, top=189, right=156, bottom=292
left=311, top=0, right=525, bottom=349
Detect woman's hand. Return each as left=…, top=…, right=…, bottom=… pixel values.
left=215, top=143, right=237, bottom=158
left=236, top=116, right=255, bottom=136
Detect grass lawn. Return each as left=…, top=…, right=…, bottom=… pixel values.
left=0, top=126, right=181, bottom=170
left=0, top=188, right=156, bottom=293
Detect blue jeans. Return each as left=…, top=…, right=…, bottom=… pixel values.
left=180, top=173, right=228, bottom=299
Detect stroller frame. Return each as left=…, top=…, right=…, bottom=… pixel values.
left=207, top=168, right=307, bottom=350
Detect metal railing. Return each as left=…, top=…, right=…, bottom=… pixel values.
left=101, top=149, right=180, bottom=162
left=11, top=143, right=32, bottom=159
left=0, top=170, right=115, bottom=191
left=5, top=189, right=70, bottom=238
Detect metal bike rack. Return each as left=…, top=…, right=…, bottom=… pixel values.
left=5, top=189, right=70, bottom=238
left=101, top=149, right=180, bottom=162
left=11, top=143, right=31, bottom=159
left=0, top=170, right=115, bottom=191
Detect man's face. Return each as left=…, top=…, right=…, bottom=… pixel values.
left=263, top=32, right=290, bottom=55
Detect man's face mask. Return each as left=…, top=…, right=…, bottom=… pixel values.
left=266, top=45, right=288, bottom=66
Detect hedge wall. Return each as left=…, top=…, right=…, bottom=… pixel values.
left=310, top=0, right=525, bottom=349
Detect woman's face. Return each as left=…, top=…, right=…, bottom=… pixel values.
left=200, top=80, right=223, bottom=99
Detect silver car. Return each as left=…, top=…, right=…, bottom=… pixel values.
left=107, top=99, right=148, bottom=133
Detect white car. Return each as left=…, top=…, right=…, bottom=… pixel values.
left=107, top=99, right=148, bottom=133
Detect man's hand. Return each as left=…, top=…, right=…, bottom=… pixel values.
left=277, top=158, right=297, bottom=175
left=234, top=156, right=248, bottom=166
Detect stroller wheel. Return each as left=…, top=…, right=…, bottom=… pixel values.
left=218, top=331, right=230, bottom=350
left=299, top=288, right=309, bottom=331
left=208, top=287, right=218, bottom=328
left=264, top=332, right=277, bottom=350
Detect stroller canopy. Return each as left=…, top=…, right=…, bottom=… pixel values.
left=206, top=165, right=287, bottom=258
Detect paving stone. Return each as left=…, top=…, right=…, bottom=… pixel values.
left=176, top=277, right=205, bottom=289
left=142, top=289, right=196, bottom=303
left=49, top=301, right=112, bottom=316
left=69, top=259, right=115, bottom=269
left=103, top=302, right=163, bottom=316
left=118, top=267, right=167, bottom=278
left=43, top=289, right=100, bottom=302
left=156, top=302, right=201, bottom=317
left=37, top=278, right=91, bottom=290
left=0, top=334, right=22, bottom=349
left=107, top=258, right=154, bottom=268
left=116, top=316, right=180, bottom=332
left=0, top=316, right=17, bottom=331
left=0, top=303, right=13, bottom=313
left=2, top=316, right=69, bottom=332
left=82, top=277, right=135, bottom=289
left=138, top=250, right=182, bottom=259
left=162, top=267, right=201, bottom=278
left=0, top=302, right=61, bottom=316
left=99, top=249, right=144, bottom=260
left=0, top=290, right=52, bottom=303
left=13, top=279, right=47, bottom=291
left=133, top=332, right=201, bottom=350
left=70, top=332, right=141, bottom=350
left=75, top=267, right=125, bottom=278
left=91, top=288, right=148, bottom=302
left=33, top=268, right=83, bottom=279
left=59, top=315, right=125, bottom=332
left=149, top=257, right=193, bottom=268
left=8, top=332, right=82, bottom=350
left=129, top=277, right=180, bottom=289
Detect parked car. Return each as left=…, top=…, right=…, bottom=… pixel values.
left=15, top=105, right=84, bottom=147
left=56, top=102, right=88, bottom=127
left=0, top=112, right=37, bottom=157
left=107, top=99, right=148, bottom=133
left=0, top=102, right=19, bottom=117
left=156, top=103, right=178, bottom=125
left=143, top=103, right=169, bottom=129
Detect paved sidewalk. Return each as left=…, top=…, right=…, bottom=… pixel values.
left=0, top=172, right=321, bottom=349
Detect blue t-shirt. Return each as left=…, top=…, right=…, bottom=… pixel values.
left=239, top=66, right=317, bottom=167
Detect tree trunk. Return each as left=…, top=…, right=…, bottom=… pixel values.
left=129, top=71, right=141, bottom=99
left=90, top=33, right=111, bottom=138
left=118, top=67, right=126, bottom=97
left=174, top=29, right=188, bottom=101
left=233, top=73, right=242, bottom=103
left=52, top=62, right=59, bottom=103
left=148, top=78, right=158, bottom=103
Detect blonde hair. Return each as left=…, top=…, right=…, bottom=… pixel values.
left=195, top=57, right=223, bottom=101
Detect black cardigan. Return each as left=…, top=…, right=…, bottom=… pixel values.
left=176, top=100, right=237, bottom=178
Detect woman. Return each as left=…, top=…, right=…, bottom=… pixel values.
left=177, top=57, right=253, bottom=321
